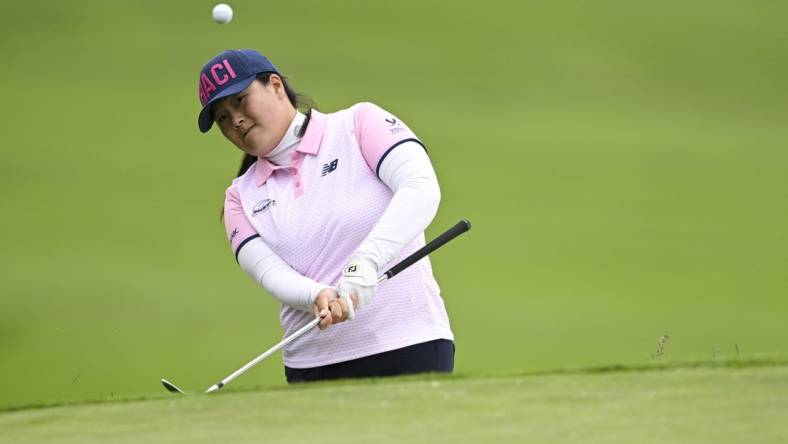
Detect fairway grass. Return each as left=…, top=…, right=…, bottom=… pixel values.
left=2, top=362, right=786, bottom=444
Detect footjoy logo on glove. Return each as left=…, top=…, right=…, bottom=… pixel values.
left=252, top=199, right=276, bottom=216
left=346, top=265, right=358, bottom=273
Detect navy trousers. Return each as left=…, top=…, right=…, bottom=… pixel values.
left=285, top=339, right=455, bottom=383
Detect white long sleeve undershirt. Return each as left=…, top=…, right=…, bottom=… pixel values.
left=237, top=140, right=440, bottom=311
left=237, top=238, right=326, bottom=312
left=353, top=143, right=440, bottom=270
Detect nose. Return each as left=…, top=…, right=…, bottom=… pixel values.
left=231, top=112, right=245, bottom=130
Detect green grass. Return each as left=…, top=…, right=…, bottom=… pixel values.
left=0, top=0, right=787, bottom=411
left=2, top=360, right=787, bottom=443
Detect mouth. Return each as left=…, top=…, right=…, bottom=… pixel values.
left=242, top=125, right=255, bottom=140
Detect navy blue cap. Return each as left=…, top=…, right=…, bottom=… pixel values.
left=197, top=49, right=279, bottom=133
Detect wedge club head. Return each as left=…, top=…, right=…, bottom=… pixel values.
left=161, top=379, right=185, bottom=394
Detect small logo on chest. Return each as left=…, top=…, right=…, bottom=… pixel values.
left=252, top=199, right=276, bottom=216
left=322, top=159, right=339, bottom=177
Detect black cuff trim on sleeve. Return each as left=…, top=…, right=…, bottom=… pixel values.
left=375, top=138, right=427, bottom=178
left=235, top=234, right=261, bottom=262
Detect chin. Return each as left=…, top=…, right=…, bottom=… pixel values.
left=252, top=143, right=276, bottom=158
left=241, top=142, right=263, bottom=157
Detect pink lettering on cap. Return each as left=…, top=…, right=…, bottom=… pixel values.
left=223, top=59, right=237, bottom=79
left=200, top=59, right=238, bottom=105
left=209, top=60, right=238, bottom=87
left=210, top=64, right=229, bottom=85
left=199, top=74, right=217, bottom=106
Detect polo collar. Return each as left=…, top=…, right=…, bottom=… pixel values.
left=295, top=109, right=327, bottom=156
left=254, top=110, right=327, bottom=186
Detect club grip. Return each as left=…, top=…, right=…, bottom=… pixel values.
left=383, top=219, right=471, bottom=280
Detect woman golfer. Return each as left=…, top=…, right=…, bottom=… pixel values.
left=197, top=49, right=454, bottom=382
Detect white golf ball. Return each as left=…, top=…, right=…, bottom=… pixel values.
left=212, top=3, right=233, bottom=24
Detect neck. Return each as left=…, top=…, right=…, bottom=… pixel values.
left=265, top=111, right=306, bottom=166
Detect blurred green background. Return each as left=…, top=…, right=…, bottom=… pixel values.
left=0, top=0, right=786, bottom=409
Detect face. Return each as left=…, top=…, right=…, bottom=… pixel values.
left=211, top=75, right=296, bottom=157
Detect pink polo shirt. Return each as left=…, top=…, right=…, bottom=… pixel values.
left=222, top=102, right=453, bottom=368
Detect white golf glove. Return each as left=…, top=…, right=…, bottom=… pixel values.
left=337, top=256, right=378, bottom=320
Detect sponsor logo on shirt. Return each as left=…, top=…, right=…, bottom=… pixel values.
left=252, top=199, right=276, bottom=216
left=322, top=159, right=339, bottom=177
left=386, top=116, right=407, bottom=135
left=230, top=228, right=239, bottom=241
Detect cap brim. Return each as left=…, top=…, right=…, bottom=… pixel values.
left=198, top=76, right=256, bottom=133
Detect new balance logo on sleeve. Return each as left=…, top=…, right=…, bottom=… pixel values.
left=322, top=159, right=339, bottom=177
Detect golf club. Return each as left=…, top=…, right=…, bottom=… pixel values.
left=161, top=218, right=471, bottom=394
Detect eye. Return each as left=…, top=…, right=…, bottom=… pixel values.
left=216, top=114, right=228, bottom=124
left=235, top=95, right=245, bottom=104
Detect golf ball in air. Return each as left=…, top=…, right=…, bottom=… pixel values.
left=212, top=4, right=233, bottom=24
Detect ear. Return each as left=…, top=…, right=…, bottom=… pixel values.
left=268, top=74, right=286, bottom=99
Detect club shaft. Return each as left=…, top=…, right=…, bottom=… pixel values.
left=206, top=219, right=470, bottom=393
left=206, top=317, right=320, bottom=392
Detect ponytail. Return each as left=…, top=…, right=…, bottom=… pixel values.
left=236, top=153, right=257, bottom=177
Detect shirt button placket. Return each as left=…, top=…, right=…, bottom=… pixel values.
left=292, top=168, right=303, bottom=198
left=291, top=152, right=305, bottom=198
